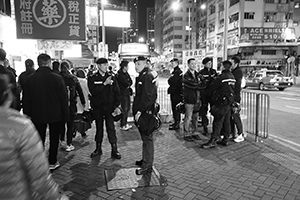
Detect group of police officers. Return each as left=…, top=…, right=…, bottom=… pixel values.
left=86, top=55, right=245, bottom=176
left=167, top=56, right=245, bottom=148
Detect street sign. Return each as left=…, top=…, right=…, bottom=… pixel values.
left=240, top=27, right=286, bottom=41
left=14, top=0, right=86, bottom=41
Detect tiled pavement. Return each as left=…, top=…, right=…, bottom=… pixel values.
left=51, top=123, right=300, bottom=200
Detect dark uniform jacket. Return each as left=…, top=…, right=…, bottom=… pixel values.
left=210, top=69, right=236, bottom=106
left=182, top=69, right=206, bottom=104
left=167, top=66, right=182, bottom=95
left=199, top=67, right=218, bottom=102
left=0, top=64, right=21, bottom=110
left=60, top=71, right=85, bottom=114
left=19, top=67, right=36, bottom=92
left=23, top=67, right=69, bottom=123
left=116, top=69, right=133, bottom=96
left=231, top=66, right=243, bottom=103
left=132, top=67, right=158, bottom=115
left=88, top=71, right=121, bottom=112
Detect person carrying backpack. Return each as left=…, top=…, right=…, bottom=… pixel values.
left=60, top=61, right=86, bottom=152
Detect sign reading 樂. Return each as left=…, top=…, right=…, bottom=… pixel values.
left=14, top=0, right=86, bottom=41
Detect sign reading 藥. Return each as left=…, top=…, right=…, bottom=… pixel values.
left=14, top=0, right=86, bottom=41
left=240, top=27, right=285, bottom=41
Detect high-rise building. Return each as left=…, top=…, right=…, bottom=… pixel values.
left=127, top=0, right=139, bottom=43
left=154, top=0, right=197, bottom=62
left=155, top=0, right=300, bottom=70
left=154, top=0, right=164, bottom=55
left=147, top=7, right=155, bottom=52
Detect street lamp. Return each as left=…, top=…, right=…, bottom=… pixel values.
left=223, top=0, right=229, bottom=60
left=98, top=0, right=107, bottom=58
left=138, top=37, right=145, bottom=43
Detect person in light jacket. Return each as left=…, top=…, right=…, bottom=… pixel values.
left=0, top=74, right=69, bottom=200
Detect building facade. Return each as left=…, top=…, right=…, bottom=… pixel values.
left=127, top=0, right=139, bottom=43
left=155, top=0, right=300, bottom=72
left=147, top=7, right=155, bottom=52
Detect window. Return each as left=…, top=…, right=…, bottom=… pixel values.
left=264, top=12, right=277, bottom=22
left=208, top=22, right=215, bottom=32
left=219, top=3, right=224, bottom=11
left=0, top=0, right=11, bottom=16
left=229, top=13, right=239, bottom=23
left=219, top=19, right=224, bottom=28
left=255, top=74, right=263, bottom=78
left=209, top=4, right=216, bottom=15
left=174, top=35, right=183, bottom=39
left=230, top=0, right=239, bottom=6
left=174, top=26, right=183, bottom=30
left=174, top=17, right=183, bottom=21
left=244, top=12, right=255, bottom=19
left=278, top=0, right=287, bottom=3
left=244, top=52, right=254, bottom=56
left=174, top=44, right=182, bottom=48
left=265, top=0, right=275, bottom=3
left=262, top=50, right=276, bottom=55
left=245, top=0, right=255, bottom=1
left=285, top=13, right=293, bottom=20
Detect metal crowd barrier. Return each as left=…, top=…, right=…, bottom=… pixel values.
left=155, top=87, right=270, bottom=141
left=240, top=91, right=270, bottom=140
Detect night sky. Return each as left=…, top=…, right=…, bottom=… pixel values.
left=104, top=0, right=154, bottom=52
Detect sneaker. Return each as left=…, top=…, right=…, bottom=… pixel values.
left=59, top=141, right=67, bottom=149
left=120, top=126, right=129, bottom=131
left=125, top=124, right=133, bottom=129
left=49, top=162, right=60, bottom=170
left=65, top=144, right=75, bottom=152
left=183, top=136, right=194, bottom=142
left=192, top=134, right=202, bottom=140
left=234, top=134, right=245, bottom=143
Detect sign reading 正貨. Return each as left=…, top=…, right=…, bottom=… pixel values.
left=240, top=27, right=285, bottom=41
left=14, top=0, right=86, bottom=41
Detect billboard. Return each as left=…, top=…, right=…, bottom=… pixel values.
left=240, top=27, right=290, bottom=41
left=100, top=10, right=130, bottom=28
left=14, top=0, right=86, bottom=40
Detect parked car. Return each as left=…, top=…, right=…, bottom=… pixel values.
left=245, top=69, right=293, bottom=91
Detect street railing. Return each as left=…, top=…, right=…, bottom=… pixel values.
left=156, top=87, right=270, bottom=141
left=241, top=91, right=270, bottom=140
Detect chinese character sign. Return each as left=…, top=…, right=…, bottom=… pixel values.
left=15, top=0, right=86, bottom=40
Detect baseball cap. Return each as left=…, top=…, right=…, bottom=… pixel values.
left=170, top=58, right=179, bottom=62
left=25, top=59, right=34, bottom=67
left=202, top=57, right=212, bottom=65
left=96, top=58, right=108, bottom=65
left=134, top=56, right=147, bottom=63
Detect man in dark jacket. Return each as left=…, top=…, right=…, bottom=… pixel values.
left=52, top=61, right=60, bottom=74
left=230, top=56, right=245, bottom=143
left=116, top=60, right=133, bottom=131
left=167, top=58, right=182, bottom=130
left=199, top=57, right=218, bottom=135
left=132, top=56, right=158, bottom=175
left=22, top=53, right=69, bottom=170
left=0, top=48, right=21, bottom=111
left=182, top=58, right=206, bottom=142
left=18, top=59, right=36, bottom=94
left=202, top=60, right=236, bottom=149
left=60, top=61, right=86, bottom=152
left=88, top=58, right=121, bottom=159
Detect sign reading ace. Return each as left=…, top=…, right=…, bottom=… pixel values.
left=14, top=0, right=86, bottom=41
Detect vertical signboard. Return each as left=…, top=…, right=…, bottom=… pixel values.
left=14, top=0, right=86, bottom=40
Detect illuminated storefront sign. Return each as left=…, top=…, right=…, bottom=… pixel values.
left=14, top=0, right=85, bottom=40
left=240, top=27, right=287, bottom=41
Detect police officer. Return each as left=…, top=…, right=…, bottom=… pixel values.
left=167, top=58, right=182, bottom=130
left=230, top=56, right=245, bottom=143
left=88, top=58, right=121, bottom=159
left=132, top=56, right=158, bottom=175
left=199, top=57, right=218, bottom=135
left=202, top=60, right=236, bottom=149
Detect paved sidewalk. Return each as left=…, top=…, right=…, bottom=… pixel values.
left=51, top=123, right=300, bottom=200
